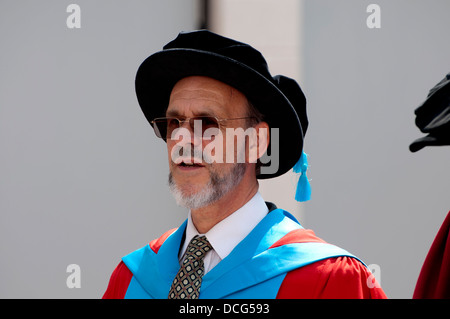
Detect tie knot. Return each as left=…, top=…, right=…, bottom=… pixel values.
left=185, top=236, right=212, bottom=260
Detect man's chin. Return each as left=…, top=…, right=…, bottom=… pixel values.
left=175, top=185, right=204, bottom=199
left=167, top=163, right=246, bottom=210
left=168, top=174, right=213, bottom=210
left=169, top=174, right=206, bottom=194
left=170, top=186, right=215, bottom=210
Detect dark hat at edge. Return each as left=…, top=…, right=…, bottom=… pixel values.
left=410, top=72, right=450, bottom=152
left=135, top=30, right=308, bottom=179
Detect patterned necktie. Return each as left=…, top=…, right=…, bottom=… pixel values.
left=168, top=235, right=212, bottom=299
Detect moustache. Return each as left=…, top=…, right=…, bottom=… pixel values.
left=170, top=143, right=213, bottom=165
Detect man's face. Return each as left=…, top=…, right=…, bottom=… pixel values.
left=165, top=76, right=251, bottom=209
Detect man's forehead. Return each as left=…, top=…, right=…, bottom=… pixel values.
left=167, top=76, right=248, bottom=116
left=165, top=105, right=218, bottom=117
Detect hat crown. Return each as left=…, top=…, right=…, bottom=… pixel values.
left=163, top=30, right=272, bottom=80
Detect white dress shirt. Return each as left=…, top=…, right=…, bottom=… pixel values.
left=178, top=191, right=269, bottom=274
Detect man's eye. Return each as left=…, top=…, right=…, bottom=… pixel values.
left=167, top=119, right=180, bottom=127
left=200, top=117, right=218, bottom=128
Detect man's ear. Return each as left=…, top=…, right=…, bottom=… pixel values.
left=248, top=121, right=270, bottom=163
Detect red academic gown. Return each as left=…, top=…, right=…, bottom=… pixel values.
left=103, top=209, right=386, bottom=299
left=413, top=211, right=450, bottom=299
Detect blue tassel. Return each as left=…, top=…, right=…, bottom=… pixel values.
left=293, top=151, right=311, bottom=202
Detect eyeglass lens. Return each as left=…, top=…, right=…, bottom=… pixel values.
left=152, top=117, right=220, bottom=140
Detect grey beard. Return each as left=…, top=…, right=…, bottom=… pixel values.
left=168, top=163, right=246, bottom=210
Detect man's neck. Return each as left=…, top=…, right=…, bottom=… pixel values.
left=190, top=178, right=259, bottom=234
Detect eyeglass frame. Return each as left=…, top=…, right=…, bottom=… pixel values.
left=150, top=116, right=257, bottom=141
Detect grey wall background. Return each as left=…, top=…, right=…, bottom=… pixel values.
left=0, top=0, right=199, bottom=298
left=1, top=0, right=449, bottom=299
left=301, top=0, right=450, bottom=299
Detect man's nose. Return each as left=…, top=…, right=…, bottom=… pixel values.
left=181, top=119, right=202, bottom=146
left=169, top=120, right=201, bottom=149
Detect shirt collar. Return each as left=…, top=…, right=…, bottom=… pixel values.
left=181, top=191, right=269, bottom=260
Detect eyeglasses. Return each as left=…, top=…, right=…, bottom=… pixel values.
left=150, top=116, right=256, bottom=141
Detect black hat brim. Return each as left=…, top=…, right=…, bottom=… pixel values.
left=135, top=48, right=303, bottom=179
left=409, top=134, right=450, bottom=152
